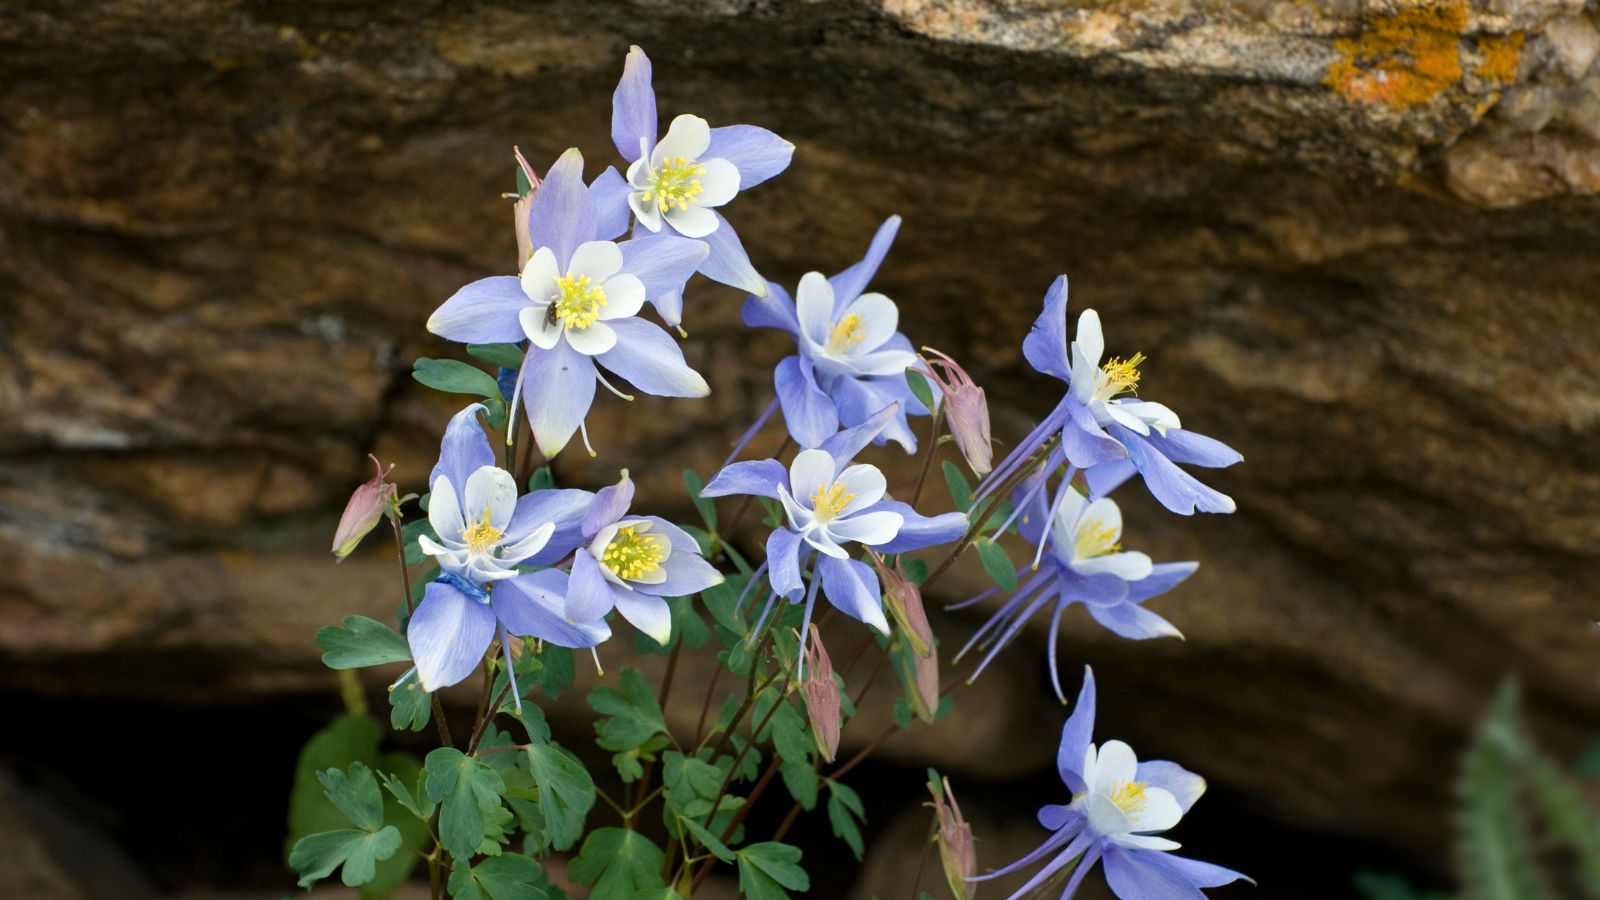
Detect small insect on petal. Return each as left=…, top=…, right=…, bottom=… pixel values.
left=331, top=455, right=397, bottom=561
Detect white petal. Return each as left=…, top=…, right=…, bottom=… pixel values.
left=839, top=292, right=899, bottom=352
left=652, top=114, right=711, bottom=165
left=776, top=484, right=813, bottom=533
left=696, top=157, right=741, bottom=207
left=520, top=247, right=560, bottom=303
left=567, top=240, right=624, bottom=281
left=1118, top=399, right=1182, bottom=435
left=1104, top=402, right=1151, bottom=435
left=597, top=273, right=645, bottom=321
left=428, top=474, right=465, bottom=540
left=826, top=510, right=903, bottom=546
left=794, top=272, right=837, bottom=349
left=1126, top=786, right=1184, bottom=834
left=1091, top=740, right=1140, bottom=793
left=500, top=521, right=555, bottom=562
left=1072, top=550, right=1153, bottom=581
left=1109, top=833, right=1183, bottom=851
left=788, top=449, right=836, bottom=503
left=1082, top=497, right=1123, bottom=545
left=802, top=528, right=849, bottom=559
left=663, top=204, right=717, bottom=238
left=464, top=466, right=519, bottom=532
left=630, top=192, right=663, bottom=232
left=626, top=145, right=652, bottom=189
left=1075, top=309, right=1105, bottom=369
left=563, top=320, right=617, bottom=356
left=1051, top=486, right=1089, bottom=548
left=834, top=464, right=887, bottom=514
left=520, top=305, right=563, bottom=350
left=839, top=347, right=917, bottom=376
left=416, top=533, right=458, bottom=561
left=1087, top=792, right=1134, bottom=837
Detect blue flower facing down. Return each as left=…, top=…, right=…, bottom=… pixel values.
left=742, top=216, right=930, bottom=453
left=428, top=148, right=711, bottom=458
left=405, top=405, right=610, bottom=696
left=978, top=277, right=1241, bottom=518
left=973, top=668, right=1250, bottom=899
left=565, top=470, right=724, bottom=646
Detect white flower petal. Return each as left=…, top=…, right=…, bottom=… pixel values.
left=597, top=273, right=645, bottom=321
left=839, top=292, right=899, bottom=352
left=464, top=466, right=519, bottom=532
left=1082, top=497, right=1123, bottom=545
left=428, top=474, right=465, bottom=540
left=1104, top=402, right=1151, bottom=435
left=1075, top=309, right=1105, bottom=369
left=630, top=192, right=663, bottom=232
left=1091, top=740, right=1140, bottom=793
left=834, top=464, right=887, bottom=514
left=499, top=521, right=555, bottom=563
left=696, top=157, right=741, bottom=207
left=826, top=510, right=903, bottom=546
left=840, top=347, right=917, bottom=376
left=1126, top=786, right=1184, bottom=834
left=663, top=204, right=717, bottom=238
left=564, top=320, right=617, bottom=356
left=1087, top=792, right=1134, bottom=837
left=520, top=247, right=560, bottom=303
left=1072, top=550, right=1153, bottom=581
left=1109, top=833, right=1183, bottom=851
left=566, top=241, right=624, bottom=281
left=520, top=305, right=563, bottom=350
left=787, top=449, right=836, bottom=503
left=776, top=484, right=813, bottom=533
left=652, top=114, right=711, bottom=165
left=794, top=272, right=837, bottom=349
left=802, top=528, right=849, bottom=559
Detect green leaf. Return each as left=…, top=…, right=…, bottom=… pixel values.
left=1456, top=684, right=1556, bottom=900
left=425, top=748, right=508, bottom=861
left=289, top=826, right=403, bottom=888
left=381, top=768, right=436, bottom=822
left=523, top=743, right=596, bottom=852
left=942, top=461, right=973, bottom=513
left=668, top=595, right=711, bottom=650
left=448, top=854, right=550, bottom=900
left=827, top=781, right=867, bottom=860
left=413, top=357, right=503, bottom=399
left=403, top=519, right=440, bottom=565
left=663, top=751, right=724, bottom=817
left=901, top=557, right=929, bottom=585
left=390, top=678, right=432, bottom=731
left=1355, top=871, right=1449, bottom=900
left=528, top=466, right=556, bottom=492
left=568, top=828, right=667, bottom=900
left=315, top=616, right=411, bottom=669
left=905, top=368, right=935, bottom=410
left=588, top=668, right=667, bottom=752
left=316, top=761, right=385, bottom=831
left=683, top=469, right=718, bottom=531
left=678, top=814, right=735, bottom=863
left=630, top=891, right=685, bottom=900
left=469, top=342, right=528, bottom=370
left=737, top=843, right=810, bottom=900
left=974, top=538, right=1017, bottom=591
left=534, top=644, right=575, bottom=699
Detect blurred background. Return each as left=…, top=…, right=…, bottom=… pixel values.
left=2, top=1, right=1598, bottom=897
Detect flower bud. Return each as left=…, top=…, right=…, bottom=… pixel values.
left=920, top=348, right=993, bottom=476
left=908, top=640, right=939, bottom=724
left=512, top=146, right=542, bottom=272
left=801, top=625, right=841, bottom=762
left=877, top=556, right=933, bottom=659
left=928, top=774, right=976, bottom=899
left=331, top=455, right=397, bottom=561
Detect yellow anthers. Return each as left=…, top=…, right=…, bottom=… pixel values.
left=826, top=314, right=866, bottom=355
left=642, top=156, right=706, bottom=212
left=1109, top=779, right=1149, bottom=815
left=1100, top=352, right=1145, bottom=398
left=553, top=274, right=608, bottom=330
left=1073, top=518, right=1121, bottom=559
left=602, top=526, right=665, bottom=581
left=811, top=481, right=855, bottom=521
left=462, top=508, right=506, bottom=555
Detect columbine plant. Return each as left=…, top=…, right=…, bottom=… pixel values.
left=289, top=43, right=1249, bottom=900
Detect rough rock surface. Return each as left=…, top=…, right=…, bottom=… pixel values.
left=3, top=0, right=1599, bottom=892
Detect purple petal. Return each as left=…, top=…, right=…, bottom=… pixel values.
left=582, top=473, right=636, bottom=540
left=591, top=166, right=632, bottom=241
left=695, top=210, right=765, bottom=295
left=597, top=318, right=710, bottom=397
left=1087, top=598, right=1182, bottom=640
left=1058, top=666, right=1096, bottom=792
left=521, top=341, right=597, bottom=458
left=742, top=280, right=799, bottom=336
left=614, top=590, right=672, bottom=645
left=702, top=458, right=789, bottom=500
left=818, top=402, right=898, bottom=468
left=611, top=45, right=657, bottom=162
left=430, top=403, right=494, bottom=500
left=828, top=216, right=900, bottom=309
left=619, top=233, right=709, bottom=319
left=1084, top=459, right=1138, bottom=498
left=427, top=276, right=530, bottom=345
left=493, top=570, right=611, bottom=648
left=1102, top=845, right=1210, bottom=900
left=1125, top=561, right=1199, bottom=603
left=705, top=124, right=793, bottom=189
left=767, top=528, right=805, bottom=599
left=409, top=580, right=497, bottom=691
left=1158, top=853, right=1254, bottom=889
left=1022, top=275, right=1073, bottom=382
left=1060, top=568, right=1131, bottom=608
left=776, top=355, right=839, bottom=449
left=1108, top=424, right=1237, bottom=515
left=566, top=550, right=620, bottom=623
left=817, top=555, right=889, bottom=633
left=1063, top=399, right=1129, bottom=469
left=528, top=148, right=597, bottom=270
left=829, top=374, right=919, bottom=454
left=1038, top=805, right=1081, bottom=831
left=1140, top=427, right=1243, bottom=469
left=865, top=500, right=966, bottom=554
left=641, top=516, right=701, bottom=553
left=508, top=488, right=595, bottom=567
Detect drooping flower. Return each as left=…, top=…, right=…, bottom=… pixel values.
left=972, top=668, right=1250, bottom=899
left=590, top=45, right=794, bottom=326
left=405, top=405, right=610, bottom=694
left=878, top=554, right=934, bottom=658
left=929, top=774, right=977, bottom=900
left=700, top=405, right=965, bottom=662
left=331, top=455, right=397, bottom=561
left=564, top=470, right=724, bottom=646
left=955, top=475, right=1194, bottom=700
left=742, top=216, right=930, bottom=452
left=427, top=149, right=712, bottom=457
left=977, top=276, right=1241, bottom=518
left=919, top=347, right=993, bottom=476
left=801, top=624, right=842, bottom=762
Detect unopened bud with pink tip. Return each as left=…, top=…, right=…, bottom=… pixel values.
left=920, top=347, right=993, bottom=476
left=907, top=639, right=940, bottom=724
left=928, top=772, right=977, bottom=899
left=512, top=146, right=542, bottom=272
left=331, top=455, right=397, bottom=562
left=801, top=624, right=842, bottom=762
left=876, top=555, right=933, bottom=659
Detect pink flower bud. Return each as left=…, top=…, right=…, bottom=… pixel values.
left=331, top=455, right=396, bottom=561
left=877, top=556, right=934, bottom=659
left=921, top=348, right=993, bottom=476
left=908, top=640, right=939, bottom=724
left=513, top=146, right=542, bottom=272
left=929, top=774, right=977, bottom=899
left=801, top=625, right=842, bottom=762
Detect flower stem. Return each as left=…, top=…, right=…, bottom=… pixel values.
left=909, top=406, right=945, bottom=509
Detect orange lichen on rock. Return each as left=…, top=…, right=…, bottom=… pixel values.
left=1475, top=33, right=1524, bottom=82
left=1325, top=1, right=1470, bottom=108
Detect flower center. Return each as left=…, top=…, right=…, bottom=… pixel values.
left=462, top=508, right=505, bottom=556
left=551, top=274, right=608, bottom=330
left=824, top=313, right=866, bottom=355
left=1109, top=779, right=1148, bottom=816
left=810, top=481, right=855, bottom=522
left=602, top=526, right=665, bottom=581
left=642, top=156, right=706, bottom=212
left=1073, top=517, right=1121, bottom=559
left=1096, top=352, right=1146, bottom=402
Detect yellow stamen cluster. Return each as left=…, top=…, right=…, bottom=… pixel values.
left=602, top=526, right=665, bottom=581
left=1100, top=352, right=1146, bottom=398
left=811, top=481, right=855, bottom=521
left=1073, top=518, right=1121, bottom=559
left=1109, top=779, right=1149, bottom=815
left=642, top=156, right=706, bottom=212
left=825, top=314, right=866, bottom=355
left=462, top=508, right=506, bottom=556
left=552, top=274, right=608, bottom=330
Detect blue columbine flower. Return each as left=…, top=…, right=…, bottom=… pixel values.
left=405, top=404, right=611, bottom=696
left=427, top=148, right=711, bottom=457
left=953, top=475, right=1194, bottom=700
left=973, top=668, right=1250, bottom=899
left=741, top=215, right=930, bottom=453
left=701, top=406, right=965, bottom=659
left=978, top=276, right=1241, bottom=518
left=589, top=45, right=794, bottom=326
left=564, top=470, right=724, bottom=646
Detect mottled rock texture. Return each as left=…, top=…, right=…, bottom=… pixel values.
left=2, top=0, right=1598, bottom=893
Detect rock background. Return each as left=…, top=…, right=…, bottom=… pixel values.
left=3, top=0, right=1599, bottom=896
